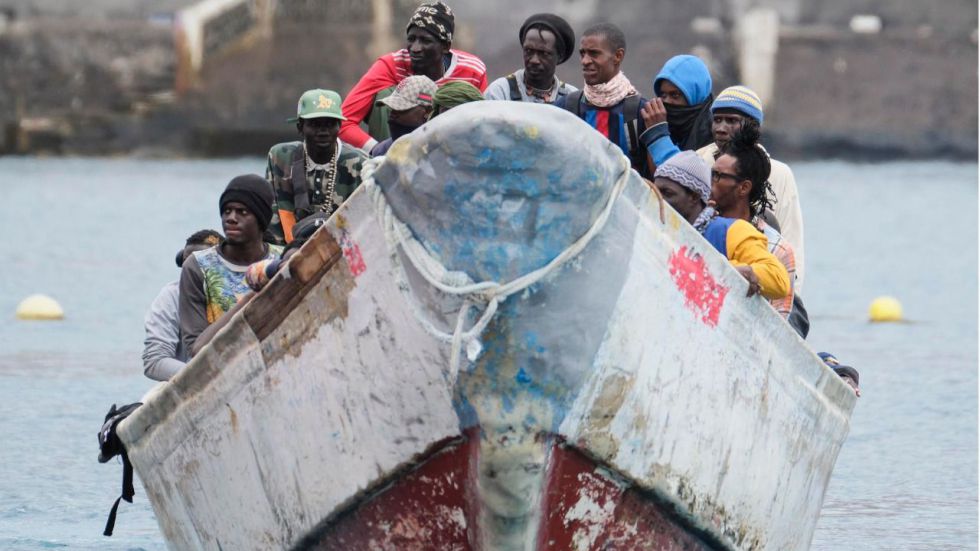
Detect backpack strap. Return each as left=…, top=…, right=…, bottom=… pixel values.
left=289, top=146, right=311, bottom=217
left=563, top=90, right=584, bottom=118
left=621, top=95, right=643, bottom=167
left=103, top=451, right=135, bottom=536
left=98, top=402, right=142, bottom=537
left=506, top=74, right=522, bottom=101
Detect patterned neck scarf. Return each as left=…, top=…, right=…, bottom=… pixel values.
left=693, top=206, right=717, bottom=233
left=583, top=72, right=638, bottom=108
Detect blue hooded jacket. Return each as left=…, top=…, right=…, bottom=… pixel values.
left=653, top=55, right=713, bottom=106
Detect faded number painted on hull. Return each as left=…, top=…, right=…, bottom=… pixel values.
left=668, top=246, right=728, bottom=327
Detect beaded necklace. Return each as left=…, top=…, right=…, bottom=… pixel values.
left=304, top=140, right=340, bottom=214
left=524, top=73, right=560, bottom=102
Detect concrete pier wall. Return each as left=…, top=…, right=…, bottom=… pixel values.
left=0, top=0, right=975, bottom=159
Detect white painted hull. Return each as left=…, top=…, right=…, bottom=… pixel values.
left=119, top=102, right=854, bottom=550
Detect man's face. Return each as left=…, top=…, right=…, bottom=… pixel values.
left=579, top=34, right=622, bottom=86
left=522, top=28, right=558, bottom=83
left=407, top=27, right=447, bottom=74
left=712, top=111, right=746, bottom=147
left=221, top=202, right=261, bottom=245
left=710, top=154, right=749, bottom=216
left=654, top=177, right=703, bottom=223
left=658, top=80, right=687, bottom=106
left=389, top=105, right=430, bottom=128
left=298, top=117, right=340, bottom=150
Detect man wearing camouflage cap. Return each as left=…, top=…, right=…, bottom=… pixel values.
left=369, top=75, right=438, bottom=157
left=265, top=89, right=367, bottom=244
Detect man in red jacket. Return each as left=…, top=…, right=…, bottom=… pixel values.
left=339, top=1, right=488, bottom=151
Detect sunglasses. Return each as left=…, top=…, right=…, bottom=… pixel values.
left=711, top=170, right=743, bottom=183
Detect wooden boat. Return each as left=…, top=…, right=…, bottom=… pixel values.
left=119, top=102, right=855, bottom=550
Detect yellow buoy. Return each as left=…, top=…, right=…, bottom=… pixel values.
left=869, top=296, right=902, bottom=322
left=15, top=294, right=65, bottom=321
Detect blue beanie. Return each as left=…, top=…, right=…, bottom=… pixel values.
left=711, top=85, right=764, bottom=124
left=653, top=55, right=713, bottom=106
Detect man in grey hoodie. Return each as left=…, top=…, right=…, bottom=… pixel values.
left=142, top=229, right=221, bottom=381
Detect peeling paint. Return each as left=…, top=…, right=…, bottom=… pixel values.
left=339, top=230, right=366, bottom=277
left=564, top=471, right=619, bottom=548
left=668, top=245, right=729, bottom=327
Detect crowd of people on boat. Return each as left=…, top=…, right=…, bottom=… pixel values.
left=140, top=2, right=859, bottom=395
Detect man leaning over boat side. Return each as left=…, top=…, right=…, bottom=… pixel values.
left=484, top=13, right=577, bottom=104
left=190, top=214, right=327, bottom=357
left=555, top=23, right=653, bottom=178
left=179, top=175, right=283, bottom=355
left=708, top=125, right=810, bottom=337
left=266, top=89, right=367, bottom=245
left=696, top=86, right=806, bottom=293
left=650, top=150, right=790, bottom=300
left=339, top=1, right=488, bottom=152
left=142, top=229, right=221, bottom=382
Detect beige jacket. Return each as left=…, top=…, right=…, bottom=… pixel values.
left=697, top=143, right=806, bottom=294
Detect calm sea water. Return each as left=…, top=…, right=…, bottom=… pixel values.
left=0, top=158, right=976, bottom=550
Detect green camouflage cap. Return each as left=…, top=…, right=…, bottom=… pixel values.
left=287, top=89, right=347, bottom=123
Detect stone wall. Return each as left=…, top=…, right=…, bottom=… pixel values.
left=0, top=0, right=975, bottom=158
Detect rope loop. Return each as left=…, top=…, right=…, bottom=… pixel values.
left=361, top=156, right=632, bottom=383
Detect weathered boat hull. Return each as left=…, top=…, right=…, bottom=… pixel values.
left=119, top=102, right=854, bottom=550
left=296, top=429, right=723, bottom=550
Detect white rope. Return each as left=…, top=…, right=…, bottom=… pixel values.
left=361, top=155, right=632, bottom=383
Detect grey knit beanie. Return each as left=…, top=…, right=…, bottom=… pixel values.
left=653, top=150, right=711, bottom=204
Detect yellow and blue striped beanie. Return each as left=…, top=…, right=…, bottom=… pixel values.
left=711, top=85, right=764, bottom=124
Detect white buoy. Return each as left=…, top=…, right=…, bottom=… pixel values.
left=15, top=294, right=64, bottom=320
left=868, top=296, right=902, bottom=323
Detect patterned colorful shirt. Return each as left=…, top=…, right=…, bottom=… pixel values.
left=265, top=140, right=366, bottom=244
left=178, top=243, right=282, bottom=353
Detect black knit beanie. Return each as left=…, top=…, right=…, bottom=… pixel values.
left=219, top=174, right=274, bottom=231
left=519, top=13, right=575, bottom=65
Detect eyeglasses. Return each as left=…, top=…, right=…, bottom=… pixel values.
left=711, top=170, right=743, bottom=183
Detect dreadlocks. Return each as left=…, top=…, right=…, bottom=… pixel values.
left=719, top=121, right=774, bottom=219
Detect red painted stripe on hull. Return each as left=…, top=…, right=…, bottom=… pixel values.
left=297, top=429, right=480, bottom=550
left=538, top=443, right=715, bottom=550
left=298, top=433, right=718, bottom=550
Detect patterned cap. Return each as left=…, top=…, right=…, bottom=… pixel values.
left=654, top=150, right=712, bottom=204
left=287, top=89, right=346, bottom=123
left=406, top=2, right=454, bottom=43
left=712, top=85, right=764, bottom=124
left=377, top=75, right=438, bottom=111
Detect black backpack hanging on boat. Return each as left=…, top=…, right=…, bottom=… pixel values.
left=97, top=402, right=141, bottom=536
